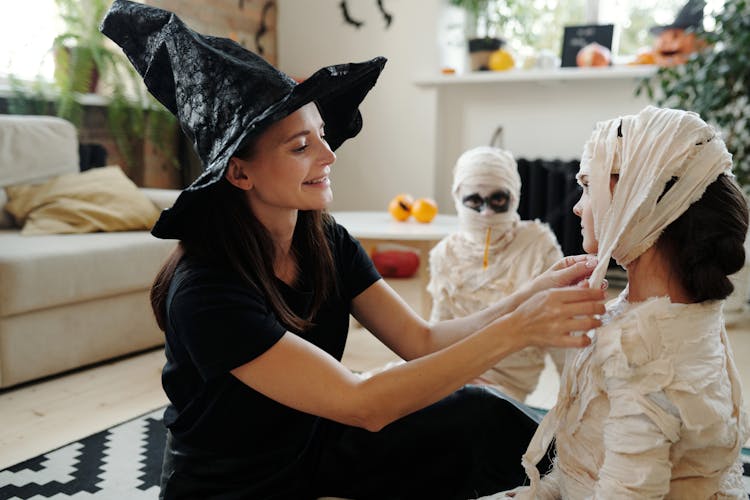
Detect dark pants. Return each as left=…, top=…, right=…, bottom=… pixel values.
left=160, top=385, right=550, bottom=500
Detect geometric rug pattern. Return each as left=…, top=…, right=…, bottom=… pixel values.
left=0, top=408, right=165, bottom=499
left=1, top=406, right=749, bottom=499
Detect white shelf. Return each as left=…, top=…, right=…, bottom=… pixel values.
left=415, top=65, right=658, bottom=87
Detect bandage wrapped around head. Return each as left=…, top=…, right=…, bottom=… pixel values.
left=452, top=146, right=521, bottom=244
left=579, top=105, right=733, bottom=288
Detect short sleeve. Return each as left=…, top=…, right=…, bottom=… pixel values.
left=168, top=269, right=287, bottom=380
left=328, top=220, right=381, bottom=299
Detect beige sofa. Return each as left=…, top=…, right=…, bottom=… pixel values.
left=0, top=114, right=179, bottom=388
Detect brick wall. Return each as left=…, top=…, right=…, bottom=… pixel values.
left=144, top=0, right=277, bottom=66
left=77, top=106, right=185, bottom=189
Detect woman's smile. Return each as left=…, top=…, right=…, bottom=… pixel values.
left=303, top=174, right=330, bottom=186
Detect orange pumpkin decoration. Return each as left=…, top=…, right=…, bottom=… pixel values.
left=411, top=198, right=438, bottom=223
left=628, top=49, right=657, bottom=66
left=653, top=28, right=704, bottom=67
left=576, top=42, right=611, bottom=67
left=388, top=193, right=414, bottom=221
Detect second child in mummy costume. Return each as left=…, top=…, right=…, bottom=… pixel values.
left=428, top=147, right=566, bottom=402
left=492, top=106, right=749, bottom=499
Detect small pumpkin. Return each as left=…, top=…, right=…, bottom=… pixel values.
left=388, top=193, right=414, bottom=221
left=411, top=198, right=438, bottom=223
left=488, top=49, right=515, bottom=72
left=628, top=49, right=656, bottom=66
left=576, top=42, right=611, bottom=67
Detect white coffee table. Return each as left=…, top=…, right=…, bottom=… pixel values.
left=331, top=211, right=459, bottom=319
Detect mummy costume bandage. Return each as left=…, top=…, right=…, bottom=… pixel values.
left=452, top=146, right=522, bottom=245
left=580, top=106, right=733, bottom=287
left=507, top=106, right=748, bottom=499
left=428, top=147, right=564, bottom=401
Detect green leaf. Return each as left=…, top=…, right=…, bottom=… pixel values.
left=637, top=0, right=750, bottom=190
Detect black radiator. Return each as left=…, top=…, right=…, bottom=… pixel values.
left=517, top=158, right=583, bottom=257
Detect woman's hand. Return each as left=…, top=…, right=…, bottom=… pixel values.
left=526, top=254, right=603, bottom=295
left=505, top=286, right=606, bottom=350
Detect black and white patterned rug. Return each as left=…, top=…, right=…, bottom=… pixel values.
left=1, top=407, right=750, bottom=499
left=0, top=408, right=166, bottom=499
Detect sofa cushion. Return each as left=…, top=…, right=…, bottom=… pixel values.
left=140, top=188, right=180, bottom=210
left=0, top=230, right=177, bottom=316
left=4, top=166, right=161, bottom=235
left=0, top=115, right=79, bottom=188
left=0, top=291, right=164, bottom=388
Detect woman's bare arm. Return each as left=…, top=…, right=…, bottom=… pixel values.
left=354, top=254, right=600, bottom=359
left=231, top=256, right=604, bottom=432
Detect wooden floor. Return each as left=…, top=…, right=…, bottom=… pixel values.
left=1, top=276, right=749, bottom=470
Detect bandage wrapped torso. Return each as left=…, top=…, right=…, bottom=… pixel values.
left=506, top=107, right=748, bottom=500
left=428, top=146, right=565, bottom=402
left=515, top=290, right=749, bottom=499
left=428, top=220, right=563, bottom=401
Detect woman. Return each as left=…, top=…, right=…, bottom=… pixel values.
left=496, top=106, right=749, bottom=499
left=101, top=2, right=605, bottom=498
left=428, top=146, right=567, bottom=402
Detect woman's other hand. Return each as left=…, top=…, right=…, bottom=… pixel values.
left=505, top=286, right=605, bottom=349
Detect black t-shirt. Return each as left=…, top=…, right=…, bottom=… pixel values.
left=161, top=221, right=380, bottom=460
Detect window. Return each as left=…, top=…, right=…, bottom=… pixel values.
left=442, top=0, right=720, bottom=69
left=498, top=0, right=589, bottom=58
left=1, top=0, right=60, bottom=81
left=520, top=0, right=707, bottom=58
left=599, top=0, right=696, bottom=56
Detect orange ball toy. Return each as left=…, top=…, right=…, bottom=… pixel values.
left=388, top=193, right=414, bottom=221
left=411, top=198, right=438, bottom=223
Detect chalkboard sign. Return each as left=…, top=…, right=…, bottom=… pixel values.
left=560, top=24, right=614, bottom=67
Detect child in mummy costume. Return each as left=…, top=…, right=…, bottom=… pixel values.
left=489, top=106, right=750, bottom=499
left=428, top=147, right=566, bottom=402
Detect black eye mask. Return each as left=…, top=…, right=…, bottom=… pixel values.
left=461, top=189, right=511, bottom=213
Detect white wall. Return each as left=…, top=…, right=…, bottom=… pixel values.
left=277, top=1, right=650, bottom=213
left=427, top=75, right=650, bottom=210
left=277, top=0, right=441, bottom=211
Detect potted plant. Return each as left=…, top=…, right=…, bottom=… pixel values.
left=52, top=0, right=110, bottom=126
left=55, top=0, right=177, bottom=169
left=4, top=0, right=178, bottom=178
left=449, top=0, right=505, bottom=71
left=5, top=75, right=56, bottom=116
left=637, top=0, right=750, bottom=313
left=637, top=0, right=749, bottom=190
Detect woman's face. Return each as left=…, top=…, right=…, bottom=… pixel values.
left=233, top=102, right=336, bottom=218
left=573, top=175, right=598, bottom=254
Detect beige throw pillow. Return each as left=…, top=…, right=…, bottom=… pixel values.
left=4, top=166, right=161, bottom=235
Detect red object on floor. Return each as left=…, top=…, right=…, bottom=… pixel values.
left=371, top=250, right=420, bottom=278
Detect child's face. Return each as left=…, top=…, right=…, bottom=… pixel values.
left=573, top=175, right=598, bottom=254
left=457, top=182, right=512, bottom=216
left=573, top=174, right=619, bottom=255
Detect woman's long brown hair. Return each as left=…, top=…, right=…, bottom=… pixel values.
left=150, top=177, right=338, bottom=334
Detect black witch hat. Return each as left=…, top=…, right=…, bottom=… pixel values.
left=100, top=0, right=386, bottom=240
left=650, top=0, right=705, bottom=35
